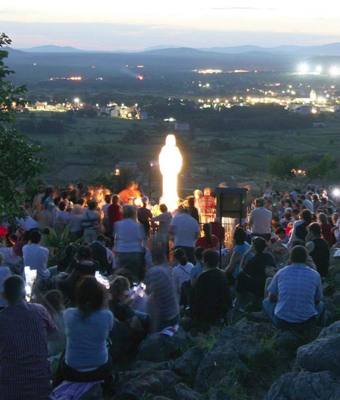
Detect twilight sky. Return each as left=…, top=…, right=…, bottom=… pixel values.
left=2, top=0, right=340, bottom=50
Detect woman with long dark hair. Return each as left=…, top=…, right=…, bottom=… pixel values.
left=195, top=223, right=219, bottom=250
left=59, top=276, right=114, bottom=387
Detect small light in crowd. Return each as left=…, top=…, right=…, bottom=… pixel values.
left=74, top=98, right=80, bottom=104
left=115, top=168, right=120, bottom=176
left=332, top=188, right=340, bottom=197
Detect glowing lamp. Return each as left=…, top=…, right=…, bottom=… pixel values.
left=298, top=63, right=309, bottom=74
left=333, top=188, right=340, bottom=197
left=159, top=135, right=182, bottom=212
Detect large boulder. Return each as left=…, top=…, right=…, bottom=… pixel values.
left=171, top=347, right=206, bottom=380
left=266, top=371, right=340, bottom=399
left=194, top=330, right=266, bottom=392
left=115, top=370, right=180, bottom=400
left=171, top=383, right=201, bottom=400
left=136, top=326, right=189, bottom=362
left=296, top=321, right=340, bottom=375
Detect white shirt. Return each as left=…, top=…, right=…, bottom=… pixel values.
left=55, top=210, right=71, bottom=225
left=170, top=213, right=200, bottom=248
left=114, top=219, right=146, bottom=253
left=303, top=199, right=314, bottom=212
left=172, top=262, right=194, bottom=296
left=152, top=211, right=173, bottom=236
left=249, top=207, right=272, bottom=235
left=23, top=243, right=50, bottom=280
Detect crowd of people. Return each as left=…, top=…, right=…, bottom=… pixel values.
left=0, top=179, right=339, bottom=399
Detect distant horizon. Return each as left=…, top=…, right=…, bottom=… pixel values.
left=2, top=1, right=340, bottom=51
left=10, top=41, right=340, bottom=53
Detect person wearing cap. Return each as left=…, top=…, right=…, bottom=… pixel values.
left=137, top=196, right=153, bottom=236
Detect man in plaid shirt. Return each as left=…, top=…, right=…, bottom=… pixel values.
left=0, top=276, right=57, bottom=400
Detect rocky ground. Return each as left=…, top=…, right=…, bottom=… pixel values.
left=104, top=257, right=340, bottom=400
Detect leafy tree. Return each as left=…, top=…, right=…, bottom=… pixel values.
left=0, top=33, right=44, bottom=219
left=267, top=153, right=305, bottom=180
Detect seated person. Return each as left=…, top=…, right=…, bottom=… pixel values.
left=234, top=237, right=276, bottom=311
left=225, top=227, right=251, bottom=285
left=262, top=246, right=325, bottom=332
left=57, top=276, right=114, bottom=389
left=306, top=222, right=330, bottom=278
left=0, top=276, right=57, bottom=400
left=190, top=250, right=232, bottom=324
left=144, top=267, right=179, bottom=333
left=57, top=246, right=98, bottom=306
left=190, top=246, right=205, bottom=286
left=109, top=276, right=150, bottom=334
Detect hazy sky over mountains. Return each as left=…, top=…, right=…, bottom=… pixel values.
left=2, top=0, right=340, bottom=50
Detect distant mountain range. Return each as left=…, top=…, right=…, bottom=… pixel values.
left=13, top=43, right=340, bottom=57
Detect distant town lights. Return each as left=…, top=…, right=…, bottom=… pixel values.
left=329, top=66, right=340, bottom=76
left=74, top=98, right=80, bottom=103
left=298, top=63, right=309, bottom=74
left=316, top=65, right=323, bottom=74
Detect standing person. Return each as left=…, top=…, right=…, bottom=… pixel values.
left=200, top=187, right=216, bottom=223
left=119, top=181, right=141, bottom=204
left=169, top=206, right=200, bottom=264
left=0, top=276, right=57, bottom=400
left=114, top=205, right=146, bottom=282
left=32, top=184, right=45, bottom=215
left=248, top=198, right=272, bottom=241
left=58, top=277, right=114, bottom=388
left=102, top=194, right=112, bottom=236
left=137, top=196, right=153, bottom=236
left=263, top=181, right=272, bottom=198
left=23, top=230, right=50, bottom=281
left=195, top=223, right=219, bottom=250
left=108, top=194, right=123, bottom=240
left=81, top=200, right=101, bottom=243
left=188, top=197, right=199, bottom=224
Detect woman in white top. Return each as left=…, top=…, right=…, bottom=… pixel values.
left=172, top=248, right=194, bottom=301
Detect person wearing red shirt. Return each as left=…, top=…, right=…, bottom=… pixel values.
left=200, top=187, right=216, bottom=223
left=319, top=212, right=333, bottom=247
left=108, top=195, right=122, bottom=238
left=195, top=223, right=219, bottom=250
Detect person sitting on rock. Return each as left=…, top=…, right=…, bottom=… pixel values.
left=190, top=249, right=232, bottom=325
left=262, top=245, right=325, bottom=332
left=306, top=222, right=330, bottom=278
left=234, top=236, right=276, bottom=312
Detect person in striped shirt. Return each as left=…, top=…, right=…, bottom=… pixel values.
left=0, top=275, right=57, bottom=400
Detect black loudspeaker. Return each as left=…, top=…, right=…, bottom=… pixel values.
left=214, top=187, right=248, bottom=220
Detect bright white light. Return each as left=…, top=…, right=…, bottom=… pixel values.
left=316, top=65, right=323, bottom=74
left=159, top=135, right=182, bottom=212
left=298, top=63, right=309, bottom=74
left=329, top=66, right=340, bottom=76
left=74, top=98, right=80, bottom=103
left=333, top=188, right=340, bottom=197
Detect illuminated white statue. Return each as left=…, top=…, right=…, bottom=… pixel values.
left=159, top=134, right=182, bottom=212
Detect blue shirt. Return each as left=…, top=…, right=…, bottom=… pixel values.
left=233, top=242, right=251, bottom=278
left=64, top=309, right=113, bottom=370
left=268, top=263, right=323, bottom=323
left=190, top=262, right=204, bottom=281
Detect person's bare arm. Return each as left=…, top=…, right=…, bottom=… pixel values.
left=225, top=251, right=241, bottom=273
